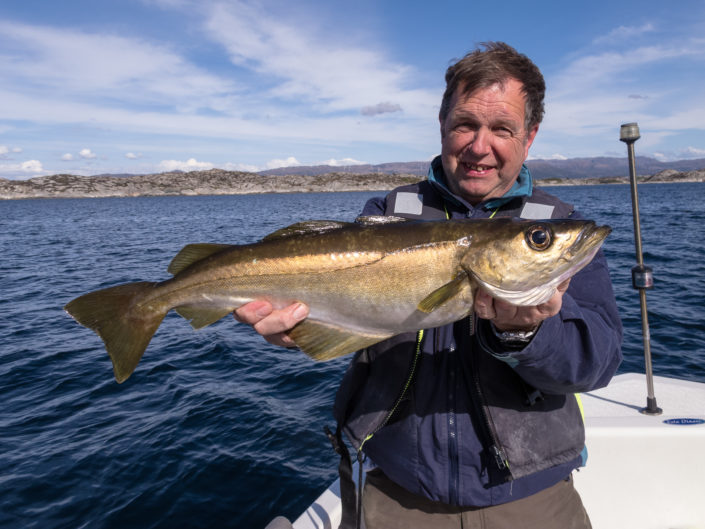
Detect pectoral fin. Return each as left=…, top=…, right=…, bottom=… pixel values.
left=417, top=271, right=469, bottom=313
left=288, top=320, right=393, bottom=361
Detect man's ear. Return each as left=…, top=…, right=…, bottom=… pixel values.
left=524, top=124, right=539, bottom=157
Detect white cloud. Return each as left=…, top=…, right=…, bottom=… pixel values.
left=680, top=146, right=705, bottom=158
left=552, top=44, right=703, bottom=97
left=0, top=145, right=22, bottom=158
left=222, top=162, right=260, bottom=173
left=0, top=159, right=45, bottom=179
left=528, top=153, right=568, bottom=161
left=0, top=9, right=440, bottom=165
left=320, top=158, right=366, bottom=166
left=21, top=160, right=43, bottom=172
left=0, top=20, right=236, bottom=108
left=158, top=158, right=214, bottom=172
left=202, top=1, right=437, bottom=118
left=125, top=152, right=142, bottom=159
left=61, top=153, right=74, bottom=161
left=79, top=148, right=96, bottom=159
left=265, top=157, right=301, bottom=170
left=593, top=23, right=656, bottom=45
left=540, top=35, right=705, bottom=157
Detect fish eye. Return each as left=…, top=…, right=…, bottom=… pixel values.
left=526, top=225, right=552, bottom=251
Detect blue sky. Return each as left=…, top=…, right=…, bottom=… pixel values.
left=1, top=0, right=704, bottom=179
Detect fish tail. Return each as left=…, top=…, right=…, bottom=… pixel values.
left=64, top=282, right=165, bottom=383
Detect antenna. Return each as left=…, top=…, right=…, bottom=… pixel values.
left=620, top=122, right=662, bottom=415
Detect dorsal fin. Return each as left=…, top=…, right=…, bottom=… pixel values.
left=262, top=220, right=351, bottom=242
left=354, top=215, right=410, bottom=226
left=167, top=243, right=232, bottom=275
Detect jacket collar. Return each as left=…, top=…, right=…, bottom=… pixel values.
left=427, top=155, right=533, bottom=212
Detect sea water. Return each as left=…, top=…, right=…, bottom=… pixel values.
left=1, top=183, right=704, bottom=528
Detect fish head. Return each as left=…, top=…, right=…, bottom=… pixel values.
left=460, top=218, right=611, bottom=306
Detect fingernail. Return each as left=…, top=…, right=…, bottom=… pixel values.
left=292, top=303, right=308, bottom=320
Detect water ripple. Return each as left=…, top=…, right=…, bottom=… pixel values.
left=1, top=186, right=703, bottom=528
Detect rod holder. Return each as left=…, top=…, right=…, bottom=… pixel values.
left=620, top=123, right=662, bottom=415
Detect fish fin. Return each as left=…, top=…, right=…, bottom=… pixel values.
left=167, top=243, right=232, bottom=275
left=262, top=221, right=351, bottom=241
left=417, top=271, right=469, bottom=313
left=355, top=215, right=410, bottom=225
left=288, top=320, right=392, bottom=361
left=64, top=282, right=165, bottom=383
left=174, top=305, right=232, bottom=329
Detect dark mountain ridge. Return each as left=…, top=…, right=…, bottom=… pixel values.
left=259, top=156, right=705, bottom=179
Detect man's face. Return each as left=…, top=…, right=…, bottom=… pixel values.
left=439, top=78, right=538, bottom=205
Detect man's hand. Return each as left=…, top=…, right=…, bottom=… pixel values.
left=474, top=279, right=570, bottom=331
left=233, top=301, right=309, bottom=348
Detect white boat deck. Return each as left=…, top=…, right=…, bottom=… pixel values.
left=289, top=373, right=705, bottom=529
left=575, top=373, right=705, bottom=529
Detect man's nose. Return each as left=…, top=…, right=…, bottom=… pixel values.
left=469, top=127, right=491, bottom=155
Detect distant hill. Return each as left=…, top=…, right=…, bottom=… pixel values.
left=260, top=161, right=431, bottom=177
left=527, top=156, right=705, bottom=180
left=259, top=156, right=705, bottom=180
left=1, top=157, right=703, bottom=200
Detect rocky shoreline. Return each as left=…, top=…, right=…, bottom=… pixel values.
left=1, top=168, right=703, bottom=200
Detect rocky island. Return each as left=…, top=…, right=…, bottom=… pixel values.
left=1, top=165, right=703, bottom=200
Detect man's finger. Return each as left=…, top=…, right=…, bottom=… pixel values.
left=474, top=289, right=496, bottom=320
left=233, top=300, right=273, bottom=325
left=253, top=303, right=309, bottom=337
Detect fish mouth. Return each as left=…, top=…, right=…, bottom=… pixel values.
left=569, top=222, right=611, bottom=258
left=555, top=221, right=611, bottom=281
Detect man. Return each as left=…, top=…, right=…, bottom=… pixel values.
left=236, top=42, right=622, bottom=528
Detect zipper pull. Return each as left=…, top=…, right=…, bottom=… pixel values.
left=492, top=444, right=510, bottom=471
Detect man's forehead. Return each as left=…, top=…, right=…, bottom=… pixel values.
left=448, top=82, right=527, bottom=120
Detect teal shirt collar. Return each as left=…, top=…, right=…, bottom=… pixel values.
left=427, top=155, right=533, bottom=211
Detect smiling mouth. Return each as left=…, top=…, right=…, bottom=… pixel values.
left=462, top=163, right=494, bottom=174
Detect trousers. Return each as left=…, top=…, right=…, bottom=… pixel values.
left=362, top=469, right=592, bottom=529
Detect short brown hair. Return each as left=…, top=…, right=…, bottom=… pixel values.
left=439, top=42, right=545, bottom=131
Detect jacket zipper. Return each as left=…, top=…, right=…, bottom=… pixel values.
left=465, top=316, right=513, bottom=482
left=447, top=343, right=460, bottom=505
left=357, top=329, right=425, bottom=456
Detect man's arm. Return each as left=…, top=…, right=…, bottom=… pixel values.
left=476, top=249, right=623, bottom=394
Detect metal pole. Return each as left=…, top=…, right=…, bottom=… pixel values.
left=620, top=123, right=662, bottom=415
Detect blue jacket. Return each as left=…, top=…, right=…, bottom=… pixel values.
left=332, top=159, right=623, bottom=507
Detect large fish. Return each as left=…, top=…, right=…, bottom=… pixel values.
left=65, top=216, right=611, bottom=383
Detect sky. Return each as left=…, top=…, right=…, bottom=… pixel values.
left=1, top=0, right=705, bottom=179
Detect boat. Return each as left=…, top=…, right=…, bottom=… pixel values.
left=265, top=123, right=705, bottom=529
left=269, top=372, right=705, bottom=529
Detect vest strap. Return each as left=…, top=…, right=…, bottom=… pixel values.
left=324, top=425, right=357, bottom=529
